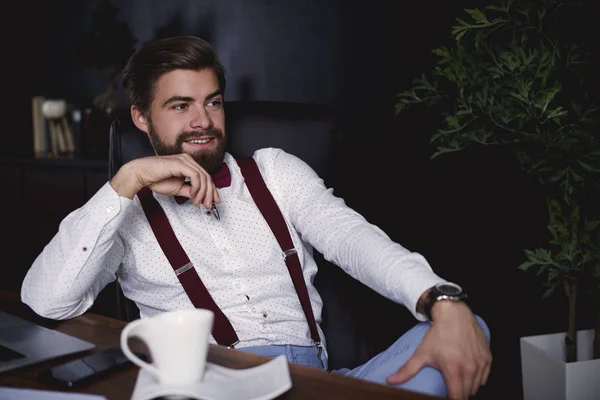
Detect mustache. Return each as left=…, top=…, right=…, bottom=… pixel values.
left=178, top=127, right=223, bottom=142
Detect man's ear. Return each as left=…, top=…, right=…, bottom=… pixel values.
left=130, top=106, right=150, bottom=134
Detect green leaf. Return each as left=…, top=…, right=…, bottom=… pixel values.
left=537, top=265, right=550, bottom=276
left=547, top=268, right=561, bottom=281
left=394, top=103, right=405, bottom=116
left=518, top=261, right=536, bottom=271
left=465, top=8, right=490, bottom=25
left=509, top=92, right=528, bottom=103
left=541, top=285, right=558, bottom=299
left=523, top=249, right=537, bottom=259
left=454, top=17, right=470, bottom=28
left=570, top=169, right=583, bottom=184
left=432, top=47, right=449, bottom=58
left=393, top=0, right=600, bottom=302
left=548, top=169, right=567, bottom=183
left=585, top=220, right=600, bottom=232
left=454, top=30, right=467, bottom=42
left=577, top=160, right=600, bottom=173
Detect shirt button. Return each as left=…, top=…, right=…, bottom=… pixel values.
left=223, top=248, right=230, bottom=255
left=260, top=322, right=268, bottom=332
left=233, top=281, right=242, bottom=290
left=251, top=306, right=257, bottom=313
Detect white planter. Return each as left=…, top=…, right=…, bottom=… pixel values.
left=520, top=329, right=600, bottom=400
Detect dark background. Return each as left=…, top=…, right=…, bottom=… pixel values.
left=1, top=1, right=596, bottom=399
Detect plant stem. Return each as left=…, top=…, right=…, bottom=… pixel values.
left=563, top=277, right=577, bottom=362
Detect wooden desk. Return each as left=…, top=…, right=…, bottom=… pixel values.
left=0, top=291, right=438, bottom=400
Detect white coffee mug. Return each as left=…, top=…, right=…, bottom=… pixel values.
left=120, top=308, right=214, bottom=386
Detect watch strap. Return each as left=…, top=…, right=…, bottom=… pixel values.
left=423, top=284, right=467, bottom=321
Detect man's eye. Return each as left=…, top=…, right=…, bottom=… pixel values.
left=207, top=100, right=222, bottom=109
left=173, top=103, right=188, bottom=111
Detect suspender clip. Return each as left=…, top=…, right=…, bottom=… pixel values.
left=174, top=262, right=194, bottom=276
left=227, top=340, right=240, bottom=349
left=282, top=248, right=297, bottom=259
left=316, top=341, right=323, bottom=358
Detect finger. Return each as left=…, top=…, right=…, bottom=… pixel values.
left=446, top=380, right=463, bottom=400
left=202, top=179, right=216, bottom=210
left=470, top=364, right=484, bottom=396
left=386, top=354, right=425, bottom=385
left=472, top=348, right=492, bottom=395
left=169, top=157, right=204, bottom=188
left=213, top=187, right=221, bottom=204
left=462, top=363, right=476, bottom=399
left=481, top=358, right=492, bottom=386
left=198, top=174, right=218, bottom=210
left=192, top=173, right=209, bottom=207
left=177, top=164, right=210, bottom=207
left=180, top=155, right=208, bottom=179
left=177, top=155, right=216, bottom=208
left=183, top=171, right=201, bottom=202
left=442, top=366, right=465, bottom=400
left=177, top=170, right=203, bottom=199
left=176, top=152, right=206, bottom=174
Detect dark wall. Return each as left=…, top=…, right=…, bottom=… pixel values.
left=3, top=0, right=476, bottom=156
left=2, top=1, right=593, bottom=399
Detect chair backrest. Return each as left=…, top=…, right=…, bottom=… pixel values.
left=107, top=101, right=389, bottom=370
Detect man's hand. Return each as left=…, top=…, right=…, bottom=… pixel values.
left=110, top=154, right=220, bottom=209
left=386, top=302, right=492, bottom=400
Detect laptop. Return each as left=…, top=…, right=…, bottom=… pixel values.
left=0, top=311, right=96, bottom=373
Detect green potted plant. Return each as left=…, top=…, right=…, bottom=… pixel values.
left=394, top=0, right=600, bottom=398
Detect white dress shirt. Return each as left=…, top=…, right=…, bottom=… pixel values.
left=21, top=148, right=445, bottom=353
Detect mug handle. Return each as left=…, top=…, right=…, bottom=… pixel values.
left=120, top=319, right=165, bottom=383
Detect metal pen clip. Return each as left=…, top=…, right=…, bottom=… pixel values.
left=211, top=202, right=220, bottom=222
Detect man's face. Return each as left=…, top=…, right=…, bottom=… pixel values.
left=133, top=68, right=227, bottom=175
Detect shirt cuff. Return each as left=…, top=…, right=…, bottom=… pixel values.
left=393, top=268, right=447, bottom=322
left=83, top=181, right=132, bottom=227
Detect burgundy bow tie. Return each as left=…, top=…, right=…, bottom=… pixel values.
left=174, top=162, right=231, bottom=204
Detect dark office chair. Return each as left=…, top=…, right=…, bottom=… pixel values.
left=107, top=101, right=406, bottom=370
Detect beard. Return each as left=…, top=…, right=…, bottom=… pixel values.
left=146, top=117, right=228, bottom=175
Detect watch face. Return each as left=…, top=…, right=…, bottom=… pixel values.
left=437, top=283, right=463, bottom=296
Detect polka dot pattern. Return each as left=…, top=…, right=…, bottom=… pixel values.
left=21, top=148, right=446, bottom=352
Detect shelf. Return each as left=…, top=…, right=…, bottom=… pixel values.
left=0, top=156, right=107, bottom=171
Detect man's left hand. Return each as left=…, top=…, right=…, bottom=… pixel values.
left=386, top=302, right=492, bottom=400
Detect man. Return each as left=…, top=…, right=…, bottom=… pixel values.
left=21, top=36, right=491, bottom=399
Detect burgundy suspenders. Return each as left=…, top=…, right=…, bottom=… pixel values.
left=137, top=157, right=321, bottom=352
left=236, top=158, right=321, bottom=348
left=137, top=186, right=239, bottom=347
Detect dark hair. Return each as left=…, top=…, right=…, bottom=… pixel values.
left=121, top=36, right=226, bottom=114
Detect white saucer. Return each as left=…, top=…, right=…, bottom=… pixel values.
left=130, top=355, right=292, bottom=400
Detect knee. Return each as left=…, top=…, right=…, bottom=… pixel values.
left=396, top=366, right=447, bottom=398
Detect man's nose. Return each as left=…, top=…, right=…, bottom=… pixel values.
left=190, top=106, right=211, bottom=130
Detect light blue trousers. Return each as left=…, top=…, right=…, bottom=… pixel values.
left=239, top=315, right=490, bottom=398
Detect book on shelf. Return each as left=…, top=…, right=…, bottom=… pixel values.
left=61, top=116, right=76, bottom=154
left=32, top=96, right=78, bottom=158
left=31, top=96, right=47, bottom=158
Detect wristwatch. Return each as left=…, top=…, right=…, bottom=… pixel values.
left=422, top=282, right=468, bottom=321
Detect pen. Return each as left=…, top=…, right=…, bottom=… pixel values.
left=211, top=202, right=220, bottom=222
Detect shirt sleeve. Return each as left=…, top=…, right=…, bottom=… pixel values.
left=21, top=182, right=131, bottom=320
left=255, top=148, right=447, bottom=321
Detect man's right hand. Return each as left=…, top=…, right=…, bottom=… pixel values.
left=109, top=154, right=220, bottom=209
